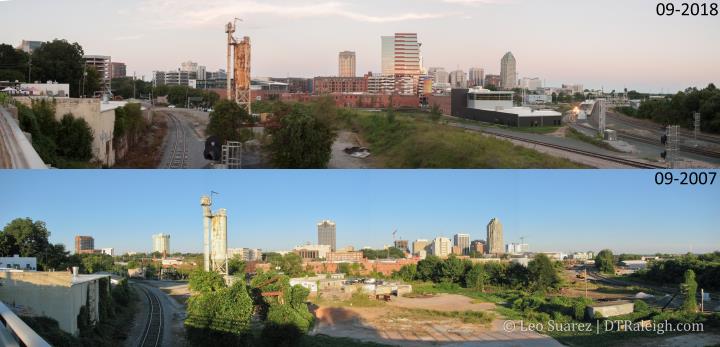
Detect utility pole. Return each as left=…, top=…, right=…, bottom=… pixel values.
left=584, top=268, right=588, bottom=299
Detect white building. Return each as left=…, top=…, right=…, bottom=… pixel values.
left=467, top=87, right=514, bottom=110
left=526, top=94, right=552, bottom=104
left=227, top=248, right=262, bottom=262
left=293, top=244, right=332, bottom=259
left=0, top=255, right=37, bottom=271
left=152, top=233, right=170, bottom=255
left=520, top=77, right=543, bottom=91
left=19, top=82, right=70, bottom=97
left=540, top=252, right=567, bottom=260
left=468, top=67, right=484, bottom=87
left=449, top=70, right=467, bottom=88
left=367, top=74, right=395, bottom=94
left=506, top=243, right=529, bottom=254
left=570, top=252, right=594, bottom=261
left=429, top=237, right=452, bottom=258
left=99, top=248, right=114, bottom=256
left=620, top=260, right=647, bottom=271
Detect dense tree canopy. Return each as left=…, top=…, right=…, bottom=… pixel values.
left=0, top=43, right=29, bottom=82
left=206, top=100, right=254, bottom=144
left=595, top=249, right=615, bottom=274
left=266, top=102, right=336, bottom=168
left=30, top=40, right=85, bottom=97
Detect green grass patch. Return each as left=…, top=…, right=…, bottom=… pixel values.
left=393, top=308, right=495, bottom=325
left=511, top=126, right=562, bottom=134
left=565, top=127, right=619, bottom=152
left=342, top=111, right=585, bottom=168
left=313, top=288, right=386, bottom=308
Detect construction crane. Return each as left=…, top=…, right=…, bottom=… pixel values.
left=225, top=18, right=252, bottom=114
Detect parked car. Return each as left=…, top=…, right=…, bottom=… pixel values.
left=168, top=105, right=176, bottom=108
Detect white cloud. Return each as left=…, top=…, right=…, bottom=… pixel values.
left=138, top=0, right=449, bottom=27
left=114, top=34, right=145, bottom=41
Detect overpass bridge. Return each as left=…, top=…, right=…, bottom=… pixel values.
left=0, top=106, right=47, bottom=169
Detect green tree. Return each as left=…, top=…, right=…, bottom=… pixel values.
left=267, top=105, right=335, bottom=168
left=465, top=263, right=489, bottom=291
left=79, top=253, right=114, bottom=274
left=0, top=232, right=20, bottom=256
left=681, top=269, right=698, bottom=312
left=595, top=249, right=615, bottom=274
left=185, top=281, right=253, bottom=344
left=81, top=66, right=102, bottom=97
left=436, top=255, right=465, bottom=283
left=189, top=269, right=226, bottom=293
left=270, top=253, right=304, bottom=277
left=228, top=256, right=246, bottom=276
left=528, top=254, right=561, bottom=292
left=395, top=264, right=417, bottom=282
left=0, top=44, right=29, bottom=82
left=30, top=40, right=85, bottom=97
left=56, top=114, right=93, bottom=161
left=206, top=100, right=253, bottom=143
left=2, top=218, right=51, bottom=260
left=416, top=255, right=441, bottom=282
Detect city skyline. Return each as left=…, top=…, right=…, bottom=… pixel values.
left=1, top=0, right=718, bottom=92
left=0, top=170, right=718, bottom=255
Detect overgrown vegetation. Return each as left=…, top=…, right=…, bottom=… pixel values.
left=15, top=99, right=94, bottom=167
left=185, top=270, right=316, bottom=346
left=595, top=249, right=615, bottom=274
left=206, top=100, right=255, bottom=144
left=339, top=110, right=583, bottom=168
left=634, top=252, right=720, bottom=291
left=565, top=127, right=618, bottom=152
left=620, top=84, right=720, bottom=133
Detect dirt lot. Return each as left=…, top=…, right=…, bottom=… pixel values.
left=328, top=130, right=374, bottom=169
left=312, top=293, right=562, bottom=346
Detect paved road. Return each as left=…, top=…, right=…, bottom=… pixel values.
left=157, top=109, right=212, bottom=169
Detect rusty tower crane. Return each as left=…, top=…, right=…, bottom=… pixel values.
left=226, top=18, right=252, bottom=114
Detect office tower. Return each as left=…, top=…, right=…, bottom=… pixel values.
left=487, top=218, right=504, bottom=254
left=520, top=77, right=542, bottom=91
left=381, top=33, right=422, bottom=93
left=110, top=62, right=127, bottom=79
left=17, top=40, right=43, bottom=54
left=412, top=239, right=429, bottom=255
left=430, top=237, right=452, bottom=258
left=500, top=52, right=517, bottom=90
left=450, top=70, right=467, bottom=88
left=317, top=220, right=337, bottom=251
left=152, top=233, right=171, bottom=255
left=453, top=233, right=471, bottom=255
left=74, top=236, right=94, bottom=254
left=468, top=67, right=484, bottom=87
left=484, top=74, right=501, bottom=88
left=180, top=61, right=199, bottom=72
left=381, top=36, right=396, bottom=75
left=471, top=240, right=486, bottom=254
left=339, top=51, right=356, bottom=77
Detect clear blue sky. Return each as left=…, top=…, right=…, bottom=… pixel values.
left=1, top=0, right=718, bottom=92
left=0, top=170, right=718, bottom=255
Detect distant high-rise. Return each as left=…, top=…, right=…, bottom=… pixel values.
left=393, top=240, right=409, bottom=253
left=17, top=40, right=42, bottom=54
left=74, top=236, right=94, bottom=254
left=484, top=74, right=501, bottom=89
left=317, top=220, right=337, bottom=251
left=180, top=61, right=199, bottom=72
left=381, top=33, right=422, bottom=93
left=500, top=52, right=517, bottom=90
left=453, top=233, right=471, bottom=255
left=430, top=237, right=452, bottom=258
left=450, top=70, right=467, bottom=88
left=338, top=51, right=356, bottom=77
left=468, top=68, right=484, bottom=87
left=110, top=62, right=127, bottom=79
left=486, top=218, right=504, bottom=254
left=412, top=239, right=429, bottom=255
left=152, top=233, right=171, bottom=256
left=83, top=55, right=112, bottom=93
left=471, top=240, right=486, bottom=254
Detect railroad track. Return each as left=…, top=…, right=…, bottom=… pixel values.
left=138, top=284, right=164, bottom=347
left=482, top=129, right=667, bottom=169
left=608, top=112, right=720, bottom=145
left=618, top=132, right=720, bottom=160
left=165, top=112, right=188, bottom=169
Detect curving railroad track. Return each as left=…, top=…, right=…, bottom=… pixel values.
left=164, top=112, right=188, bottom=169
left=138, top=284, right=164, bottom=347
left=482, top=129, right=667, bottom=169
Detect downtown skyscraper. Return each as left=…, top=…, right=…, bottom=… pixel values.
left=381, top=33, right=422, bottom=95
left=487, top=218, right=504, bottom=255
left=500, top=52, right=517, bottom=90
left=338, top=51, right=356, bottom=77
left=317, top=220, right=337, bottom=251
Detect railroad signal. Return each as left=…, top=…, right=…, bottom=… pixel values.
left=661, top=151, right=667, bottom=160
left=661, top=135, right=668, bottom=145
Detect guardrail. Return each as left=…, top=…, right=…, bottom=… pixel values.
left=0, top=301, right=51, bottom=347
left=0, top=106, right=47, bottom=169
